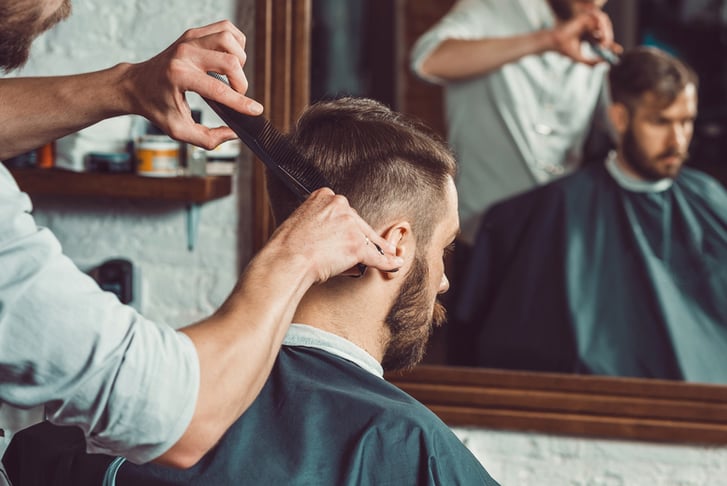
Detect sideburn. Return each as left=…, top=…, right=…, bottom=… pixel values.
left=382, top=256, right=446, bottom=372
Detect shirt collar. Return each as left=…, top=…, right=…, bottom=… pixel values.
left=283, top=324, right=384, bottom=378
left=605, top=151, right=674, bottom=193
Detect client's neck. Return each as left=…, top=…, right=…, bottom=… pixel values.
left=292, top=282, right=391, bottom=363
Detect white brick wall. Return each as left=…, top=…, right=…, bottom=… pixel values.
left=455, top=427, right=727, bottom=485
left=3, top=1, right=727, bottom=483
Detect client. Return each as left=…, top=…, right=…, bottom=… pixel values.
left=454, top=46, right=727, bottom=382
left=5, top=97, right=498, bottom=485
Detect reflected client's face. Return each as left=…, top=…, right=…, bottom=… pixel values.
left=622, top=84, right=697, bottom=180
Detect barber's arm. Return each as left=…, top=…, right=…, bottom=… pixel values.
left=157, top=188, right=402, bottom=468
left=418, top=10, right=617, bottom=82
left=0, top=20, right=261, bottom=160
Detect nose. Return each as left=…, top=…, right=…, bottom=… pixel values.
left=669, top=122, right=688, bottom=150
left=439, top=273, right=450, bottom=294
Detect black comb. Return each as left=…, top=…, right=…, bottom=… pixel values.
left=203, top=72, right=328, bottom=201
left=203, top=72, right=378, bottom=276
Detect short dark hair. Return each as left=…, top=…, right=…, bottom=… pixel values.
left=266, top=97, right=457, bottom=247
left=608, top=46, right=698, bottom=112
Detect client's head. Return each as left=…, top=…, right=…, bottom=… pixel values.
left=267, top=97, right=458, bottom=372
left=608, top=46, right=698, bottom=181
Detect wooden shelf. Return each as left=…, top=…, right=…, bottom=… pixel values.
left=9, top=168, right=232, bottom=203
left=8, top=167, right=234, bottom=250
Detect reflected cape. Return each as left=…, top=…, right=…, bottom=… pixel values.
left=455, top=161, right=727, bottom=383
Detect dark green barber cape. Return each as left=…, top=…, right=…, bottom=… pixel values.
left=454, top=162, right=727, bottom=383
left=113, top=345, right=497, bottom=485
left=4, top=344, right=497, bottom=485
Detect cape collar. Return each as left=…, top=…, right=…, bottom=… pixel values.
left=283, top=324, right=384, bottom=378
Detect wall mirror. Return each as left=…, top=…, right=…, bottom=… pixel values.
left=251, top=0, right=727, bottom=445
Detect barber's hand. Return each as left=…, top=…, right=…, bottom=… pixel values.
left=123, top=20, right=263, bottom=149
left=552, top=10, right=622, bottom=65
left=269, top=188, right=404, bottom=283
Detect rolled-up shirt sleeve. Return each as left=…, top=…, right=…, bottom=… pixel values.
left=410, top=0, right=495, bottom=84
left=0, top=163, right=199, bottom=464
left=410, top=0, right=542, bottom=84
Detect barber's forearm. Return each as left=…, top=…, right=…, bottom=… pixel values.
left=420, top=30, right=555, bottom=81
left=157, top=247, right=315, bottom=468
left=0, top=64, right=132, bottom=160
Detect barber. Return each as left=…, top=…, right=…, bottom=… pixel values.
left=0, top=2, right=403, bottom=469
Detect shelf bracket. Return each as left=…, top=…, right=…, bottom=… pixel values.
left=186, top=203, right=201, bottom=251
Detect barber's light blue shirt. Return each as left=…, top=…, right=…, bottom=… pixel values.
left=0, top=163, right=199, bottom=464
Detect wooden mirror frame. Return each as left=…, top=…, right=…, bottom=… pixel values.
left=251, top=0, right=727, bottom=446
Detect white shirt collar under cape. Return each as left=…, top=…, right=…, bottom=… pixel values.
left=283, top=324, right=384, bottom=378
left=605, top=150, right=674, bottom=193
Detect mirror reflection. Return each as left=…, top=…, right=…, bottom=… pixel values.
left=310, top=0, right=727, bottom=383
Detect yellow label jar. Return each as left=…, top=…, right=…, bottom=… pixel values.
left=136, top=135, right=180, bottom=177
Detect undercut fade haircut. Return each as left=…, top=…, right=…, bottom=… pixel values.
left=266, top=97, right=457, bottom=248
left=608, top=46, right=698, bottom=113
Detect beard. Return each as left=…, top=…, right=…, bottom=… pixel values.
left=0, top=0, right=72, bottom=72
left=622, top=125, right=687, bottom=181
left=381, top=254, right=447, bottom=372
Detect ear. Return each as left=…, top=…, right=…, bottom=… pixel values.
left=608, top=103, right=629, bottom=135
left=379, top=221, right=414, bottom=280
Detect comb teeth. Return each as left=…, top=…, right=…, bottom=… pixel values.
left=203, top=72, right=330, bottom=200
left=207, top=71, right=228, bottom=84
left=255, top=121, right=328, bottom=195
